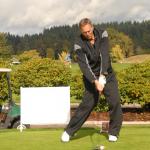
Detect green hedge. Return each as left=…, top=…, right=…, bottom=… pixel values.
left=0, top=58, right=71, bottom=103
left=70, top=74, right=83, bottom=102
left=117, top=61, right=150, bottom=106
left=0, top=59, right=11, bottom=103
left=1, top=58, right=149, bottom=111
left=71, top=61, right=150, bottom=111
left=12, top=58, right=71, bottom=94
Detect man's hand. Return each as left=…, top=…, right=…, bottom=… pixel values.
left=94, top=80, right=104, bottom=93
left=94, top=75, right=106, bottom=94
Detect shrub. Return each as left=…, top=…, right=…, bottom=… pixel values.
left=117, top=61, right=150, bottom=107
left=1, top=58, right=149, bottom=111
left=12, top=58, right=71, bottom=94
left=17, top=49, right=40, bottom=63
left=94, top=95, right=109, bottom=112
left=0, top=59, right=11, bottom=103
left=0, top=58, right=71, bottom=103
left=71, top=61, right=150, bottom=111
left=70, top=73, right=83, bottom=101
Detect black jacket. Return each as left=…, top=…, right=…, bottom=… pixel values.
left=74, top=28, right=113, bottom=83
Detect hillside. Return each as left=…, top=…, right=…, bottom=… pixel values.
left=121, top=54, right=150, bottom=63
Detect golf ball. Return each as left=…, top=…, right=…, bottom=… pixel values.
left=100, top=145, right=105, bottom=150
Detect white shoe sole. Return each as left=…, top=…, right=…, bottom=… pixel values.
left=61, top=131, right=70, bottom=142
left=109, top=135, right=118, bottom=142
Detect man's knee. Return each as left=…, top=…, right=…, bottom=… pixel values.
left=80, top=99, right=96, bottom=111
left=107, top=95, right=121, bottom=110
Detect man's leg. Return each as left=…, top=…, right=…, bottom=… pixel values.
left=103, top=75, right=123, bottom=137
left=65, top=77, right=99, bottom=137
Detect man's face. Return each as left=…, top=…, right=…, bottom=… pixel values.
left=80, top=24, right=94, bottom=40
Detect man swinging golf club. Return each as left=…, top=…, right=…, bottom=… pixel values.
left=61, top=18, right=123, bottom=142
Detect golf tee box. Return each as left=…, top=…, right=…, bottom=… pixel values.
left=20, top=87, right=70, bottom=127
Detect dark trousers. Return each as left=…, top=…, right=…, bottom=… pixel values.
left=65, top=73, right=123, bottom=136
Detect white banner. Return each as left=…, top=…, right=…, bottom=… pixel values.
left=20, top=87, right=70, bottom=125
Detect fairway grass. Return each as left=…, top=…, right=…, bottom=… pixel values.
left=71, top=63, right=132, bottom=75
left=0, top=125, right=149, bottom=150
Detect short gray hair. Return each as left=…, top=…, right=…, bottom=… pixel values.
left=79, top=18, right=93, bottom=29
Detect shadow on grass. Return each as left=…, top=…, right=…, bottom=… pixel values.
left=100, top=132, right=108, bottom=139
left=71, top=128, right=108, bottom=141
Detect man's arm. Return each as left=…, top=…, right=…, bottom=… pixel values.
left=99, top=30, right=110, bottom=76
left=74, top=43, right=97, bottom=83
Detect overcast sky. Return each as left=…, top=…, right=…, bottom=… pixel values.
left=0, top=0, right=150, bottom=35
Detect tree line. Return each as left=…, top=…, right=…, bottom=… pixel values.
left=1, top=20, right=150, bottom=60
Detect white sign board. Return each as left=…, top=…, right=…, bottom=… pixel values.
left=20, top=87, right=70, bottom=125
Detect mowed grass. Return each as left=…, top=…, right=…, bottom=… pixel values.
left=0, top=125, right=149, bottom=150
left=71, top=63, right=132, bottom=75
left=71, top=54, right=150, bottom=74
left=112, top=63, right=132, bottom=72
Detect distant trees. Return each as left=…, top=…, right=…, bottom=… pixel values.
left=99, top=20, right=150, bottom=53
left=0, top=33, right=12, bottom=58
left=46, top=48, right=55, bottom=59
left=142, top=32, right=150, bottom=49
left=107, top=28, right=134, bottom=61
left=4, top=20, right=150, bottom=60
left=111, top=45, right=124, bottom=62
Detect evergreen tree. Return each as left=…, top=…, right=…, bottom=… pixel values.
left=0, top=33, right=12, bottom=58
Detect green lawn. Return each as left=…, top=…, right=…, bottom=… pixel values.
left=71, top=63, right=81, bottom=75
left=71, top=63, right=132, bottom=75
left=112, top=63, right=132, bottom=72
left=0, top=125, right=149, bottom=150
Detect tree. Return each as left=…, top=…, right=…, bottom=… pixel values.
left=46, top=48, right=55, bottom=59
left=0, top=33, right=12, bottom=58
left=119, top=32, right=134, bottom=57
left=111, top=45, right=124, bottom=62
left=142, top=32, right=150, bottom=49
left=107, top=28, right=134, bottom=58
left=17, top=49, right=41, bottom=63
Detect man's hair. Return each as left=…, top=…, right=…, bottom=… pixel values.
left=79, top=18, right=93, bottom=29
